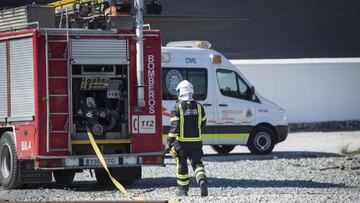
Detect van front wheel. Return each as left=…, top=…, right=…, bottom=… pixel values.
left=211, top=145, right=235, bottom=154
left=248, top=126, right=275, bottom=155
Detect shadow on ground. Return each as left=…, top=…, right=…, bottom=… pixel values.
left=164, top=151, right=341, bottom=164
left=23, top=181, right=116, bottom=192
left=133, top=177, right=347, bottom=190
left=199, top=151, right=342, bottom=163
left=23, top=176, right=347, bottom=192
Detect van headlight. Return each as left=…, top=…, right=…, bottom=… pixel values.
left=279, top=108, right=287, bottom=121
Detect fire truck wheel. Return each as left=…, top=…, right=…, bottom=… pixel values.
left=53, top=170, right=76, bottom=185
left=95, top=166, right=141, bottom=186
left=0, top=132, right=23, bottom=189
left=211, top=145, right=235, bottom=154
left=248, top=126, right=275, bottom=155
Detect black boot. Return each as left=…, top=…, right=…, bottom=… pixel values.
left=199, top=180, right=208, bottom=197
left=176, top=189, right=188, bottom=197
left=176, top=185, right=189, bottom=196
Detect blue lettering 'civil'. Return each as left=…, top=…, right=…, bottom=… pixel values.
left=185, top=57, right=197, bottom=64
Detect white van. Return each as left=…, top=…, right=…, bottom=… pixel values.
left=161, top=41, right=288, bottom=154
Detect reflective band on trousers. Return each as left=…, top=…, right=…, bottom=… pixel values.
left=195, top=167, right=205, bottom=174
left=176, top=102, right=202, bottom=142
left=177, top=174, right=189, bottom=179
left=196, top=171, right=205, bottom=176
left=177, top=180, right=189, bottom=186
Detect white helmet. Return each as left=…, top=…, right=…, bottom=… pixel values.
left=176, top=80, right=194, bottom=101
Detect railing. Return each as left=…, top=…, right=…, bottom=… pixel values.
left=0, top=21, right=39, bottom=33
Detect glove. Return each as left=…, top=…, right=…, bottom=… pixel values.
left=164, top=144, right=171, bottom=153
left=170, top=146, right=177, bottom=158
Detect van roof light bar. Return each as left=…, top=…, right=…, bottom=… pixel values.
left=166, top=41, right=211, bottom=49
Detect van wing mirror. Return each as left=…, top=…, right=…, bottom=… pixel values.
left=250, top=86, right=256, bottom=101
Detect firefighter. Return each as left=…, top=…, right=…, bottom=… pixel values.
left=165, top=80, right=208, bottom=197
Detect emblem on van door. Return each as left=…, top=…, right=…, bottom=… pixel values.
left=166, top=69, right=183, bottom=95
left=246, top=109, right=253, bottom=119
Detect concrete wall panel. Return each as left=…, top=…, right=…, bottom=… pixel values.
left=232, top=58, right=360, bottom=123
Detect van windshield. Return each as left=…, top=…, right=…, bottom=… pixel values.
left=162, top=68, right=207, bottom=100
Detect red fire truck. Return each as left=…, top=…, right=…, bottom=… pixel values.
left=0, top=2, right=164, bottom=189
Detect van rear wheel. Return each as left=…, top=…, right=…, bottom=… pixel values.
left=211, top=145, right=235, bottom=154
left=248, top=126, right=275, bottom=155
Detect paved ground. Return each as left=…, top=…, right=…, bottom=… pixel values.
left=0, top=131, right=359, bottom=202
left=208, top=130, right=360, bottom=155
left=276, top=131, right=360, bottom=153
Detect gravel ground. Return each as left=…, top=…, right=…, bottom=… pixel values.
left=1, top=131, right=360, bottom=202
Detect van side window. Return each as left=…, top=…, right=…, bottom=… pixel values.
left=216, top=69, right=250, bottom=100
left=162, top=68, right=207, bottom=100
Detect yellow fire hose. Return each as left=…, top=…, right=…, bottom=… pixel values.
left=86, top=129, right=179, bottom=203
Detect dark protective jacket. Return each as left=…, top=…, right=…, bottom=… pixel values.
left=167, top=100, right=207, bottom=149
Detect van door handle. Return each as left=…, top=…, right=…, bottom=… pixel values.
left=202, top=103, right=212, bottom=107
left=219, top=103, right=228, bottom=107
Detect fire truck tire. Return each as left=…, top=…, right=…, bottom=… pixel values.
left=211, top=145, right=235, bottom=154
left=0, top=132, right=23, bottom=189
left=95, top=166, right=141, bottom=186
left=53, top=170, right=76, bottom=185
left=247, top=126, right=275, bottom=155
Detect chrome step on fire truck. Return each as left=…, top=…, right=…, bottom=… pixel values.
left=0, top=1, right=164, bottom=189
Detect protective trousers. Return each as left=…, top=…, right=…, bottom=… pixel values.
left=176, top=147, right=207, bottom=192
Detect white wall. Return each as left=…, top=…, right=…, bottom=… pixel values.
left=231, top=58, right=360, bottom=123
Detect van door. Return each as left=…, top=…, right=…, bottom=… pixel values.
left=199, top=67, right=216, bottom=145
left=214, top=67, right=255, bottom=145
left=162, top=67, right=215, bottom=144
